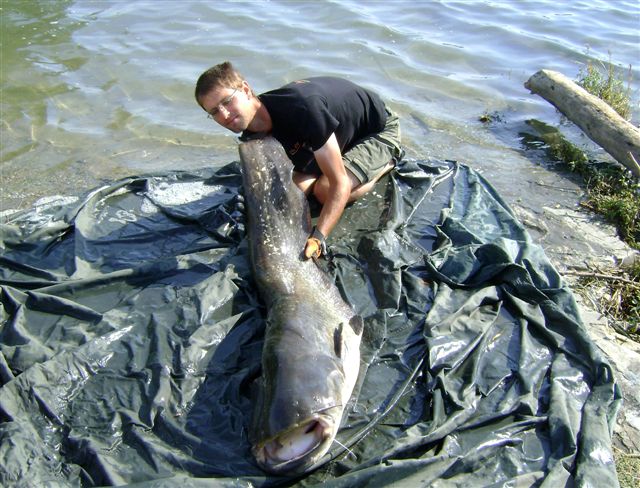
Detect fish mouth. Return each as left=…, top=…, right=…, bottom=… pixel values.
left=253, top=415, right=335, bottom=474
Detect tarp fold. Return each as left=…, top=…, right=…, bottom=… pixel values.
left=0, top=159, right=620, bottom=487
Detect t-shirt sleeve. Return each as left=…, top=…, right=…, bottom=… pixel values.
left=302, top=95, right=340, bottom=151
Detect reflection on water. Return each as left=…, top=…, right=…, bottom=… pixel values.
left=1, top=0, right=639, bottom=213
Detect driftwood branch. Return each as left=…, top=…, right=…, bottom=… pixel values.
left=525, top=69, right=640, bottom=178
left=564, top=270, right=640, bottom=288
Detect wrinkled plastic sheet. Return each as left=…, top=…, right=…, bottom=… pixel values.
left=0, top=159, right=621, bottom=487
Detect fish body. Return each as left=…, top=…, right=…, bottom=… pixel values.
left=238, top=137, right=363, bottom=475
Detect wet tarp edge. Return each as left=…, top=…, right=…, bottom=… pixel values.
left=0, top=159, right=621, bottom=487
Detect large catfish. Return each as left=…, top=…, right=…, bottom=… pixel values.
left=238, top=136, right=363, bottom=475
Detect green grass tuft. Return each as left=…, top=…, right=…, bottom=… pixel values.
left=577, top=55, right=633, bottom=120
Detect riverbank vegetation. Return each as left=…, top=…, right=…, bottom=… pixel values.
left=572, top=58, right=638, bottom=339
left=577, top=55, right=633, bottom=121
left=572, top=58, right=638, bottom=488
left=555, top=141, right=639, bottom=340
left=506, top=57, right=639, bottom=340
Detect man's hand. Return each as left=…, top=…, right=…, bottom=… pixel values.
left=304, top=227, right=326, bottom=259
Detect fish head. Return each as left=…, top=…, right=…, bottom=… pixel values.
left=250, top=299, right=361, bottom=474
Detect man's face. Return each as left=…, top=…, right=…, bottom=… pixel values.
left=199, top=81, right=253, bottom=133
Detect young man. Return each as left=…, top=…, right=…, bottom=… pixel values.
left=195, top=61, right=403, bottom=259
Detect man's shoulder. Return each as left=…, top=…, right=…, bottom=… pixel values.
left=289, top=76, right=348, bottom=84
left=259, top=80, right=330, bottom=116
left=263, top=76, right=355, bottom=96
left=288, top=76, right=356, bottom=90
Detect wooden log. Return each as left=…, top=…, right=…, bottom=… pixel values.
left=525, top=69, right=640, bottom=178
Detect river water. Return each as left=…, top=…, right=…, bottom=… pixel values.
left=1, top=0, right=639, bottom=215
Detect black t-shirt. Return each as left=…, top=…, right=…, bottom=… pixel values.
left=242, top=77, right=388, bottom=174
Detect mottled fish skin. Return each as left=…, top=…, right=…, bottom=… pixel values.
left=239, top=137, right=362, bottom=475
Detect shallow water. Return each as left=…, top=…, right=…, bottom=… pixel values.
left=1, top=0, right=639, bottom=214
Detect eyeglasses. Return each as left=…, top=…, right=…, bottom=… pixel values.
left=207, top=89, right=238, bottom=119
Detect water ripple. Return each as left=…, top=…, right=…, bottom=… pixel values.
left=1, top=0, right=638, bottom=211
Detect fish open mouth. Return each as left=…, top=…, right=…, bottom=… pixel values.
left=255, top=416, right=334, bottom=473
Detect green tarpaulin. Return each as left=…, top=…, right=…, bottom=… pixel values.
left=0, top=159, right=621, bottom=487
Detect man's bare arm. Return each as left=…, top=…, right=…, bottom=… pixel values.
left=303, top=133, right=351, bottom=258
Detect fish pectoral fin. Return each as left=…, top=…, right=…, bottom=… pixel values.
left=349, top=315, right=364, bottom=335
